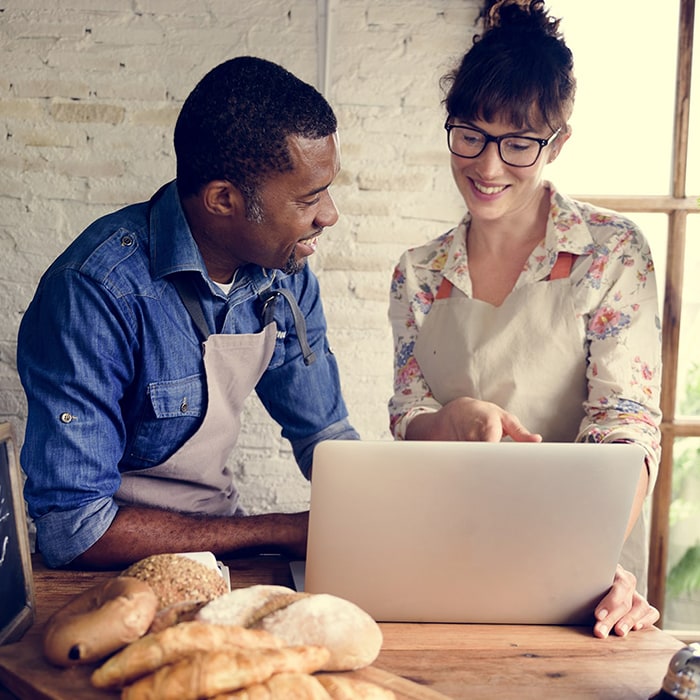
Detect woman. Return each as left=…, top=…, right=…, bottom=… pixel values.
left=388, top=0, right=662, bottom=638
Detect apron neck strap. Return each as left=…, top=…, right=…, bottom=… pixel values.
left=170, top=275, right=317, bottom=367
left=170, top=274, right=212, bottom=340
left=259, top=289, right=316, bottom=366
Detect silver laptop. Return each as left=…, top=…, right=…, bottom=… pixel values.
left=301, top=439, right=644, bottom=624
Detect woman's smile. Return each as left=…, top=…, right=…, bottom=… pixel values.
left=470, top=179, right=509, bottom=197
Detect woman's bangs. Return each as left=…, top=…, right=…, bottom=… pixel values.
left=449, top=81, right=539, bottom=130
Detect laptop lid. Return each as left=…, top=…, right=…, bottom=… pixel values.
left=304, top=440, right=644, bottom=624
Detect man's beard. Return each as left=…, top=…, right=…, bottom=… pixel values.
left=281, top=250, right=307, bottom=275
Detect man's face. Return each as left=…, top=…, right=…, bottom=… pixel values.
left=233, top=133, right=341, bottom=274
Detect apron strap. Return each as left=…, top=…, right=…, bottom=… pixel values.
left=259, top=289, right=316, bottom=366
left=434, top=252, right=577, bottom=302
left=170, top=274, right=213, bottom=340
left=548, top=252, right=576, bottom=280
left=169, top=267, right=316, bottom=366
left=436, top=278, right=453, bottom=299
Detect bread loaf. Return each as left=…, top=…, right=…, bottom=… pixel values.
left=123, top=553, right=227, bottom=610
left=120, top=645, right=330, bottom=700
left=197, top=585, right=383, bottom=671
left=91, top=620, right=282, bottom=690
left=316, top=673, right=396, bottom=699
left=210, top=671, right=331, bottom=699
left=42, top=576, right=158, bottom=667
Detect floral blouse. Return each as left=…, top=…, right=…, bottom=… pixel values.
left=388, top=183, right=662, bottom=485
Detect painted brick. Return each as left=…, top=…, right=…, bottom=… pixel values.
left=49, top=100, right=126, bottom=124
left=333, top=191, right=394, bottom=216
left=0, top=0, right=481, bottom=518
left=6, top=19, right=87, bottom=41
left=128, top=104, right=179, bottom=128
left=135, top=0, right=209, bottom=14
left=0, top=99, right=45, bottom=121
left=9, top=125, right=83, bottom=149
left=11, top=74, right=91, bottom=100
left=357, top=169, right=432, bottom=192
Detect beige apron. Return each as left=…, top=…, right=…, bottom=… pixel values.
left=413, top=253, right=649, bottom=593
left=116, top=300, right=277, bottom=517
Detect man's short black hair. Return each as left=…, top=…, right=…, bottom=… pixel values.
left=174, top=56, right=337, bottom=202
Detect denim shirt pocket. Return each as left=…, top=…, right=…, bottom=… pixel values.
left=126, top=374, right=205, bottom=467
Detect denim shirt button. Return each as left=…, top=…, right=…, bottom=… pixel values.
left=180, top=398, right=188, bottom=413
left=59, top=412, right=73, bottom=424
left=120, top=235, right=134, bottom=247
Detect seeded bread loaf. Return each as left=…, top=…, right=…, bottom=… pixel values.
left=123, top=553, right=228, bottom=610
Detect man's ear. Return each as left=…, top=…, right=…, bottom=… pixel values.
left=202, top=180, right=245, bottom=217
left=548, top=124, right=572, bottom=163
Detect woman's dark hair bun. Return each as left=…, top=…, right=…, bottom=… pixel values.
left=444, top=0, right=575, bottom=131
left=481, top=0, right=561, bottom=39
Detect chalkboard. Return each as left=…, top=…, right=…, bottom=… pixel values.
left=0, top=423, right=35, bottom=645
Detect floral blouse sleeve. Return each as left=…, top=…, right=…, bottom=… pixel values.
left=572, top=213, right=662, bottom=485
left=388, top=238, right=448, bottom=440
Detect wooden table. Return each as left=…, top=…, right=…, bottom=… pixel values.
left=0, top=554, right=685, bottom=699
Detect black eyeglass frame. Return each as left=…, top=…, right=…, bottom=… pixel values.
left=444, top=120, right=562, bottom=168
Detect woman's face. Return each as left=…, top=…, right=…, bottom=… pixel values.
left=449, top=116, right=568, bottom=226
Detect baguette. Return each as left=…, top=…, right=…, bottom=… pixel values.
left=42, top=576, right=158, bottom=667
left=120, top=645, right=331, bottom=700
left=91, top=620, right=282, bottom=690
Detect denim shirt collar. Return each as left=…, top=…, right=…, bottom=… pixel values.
left=148, top=180, right=279, bottom=295
left=148, top=180, right=208, bottom=280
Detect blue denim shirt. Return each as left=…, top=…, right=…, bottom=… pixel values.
left=17, top=181, right=359, bottom=567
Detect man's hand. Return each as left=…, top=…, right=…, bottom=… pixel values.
left=406, top=397, right=542, bottom=443
left=593, top=564, right=660, bottom=638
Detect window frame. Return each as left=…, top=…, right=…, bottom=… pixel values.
left=578, top=0, right=698, bottom=635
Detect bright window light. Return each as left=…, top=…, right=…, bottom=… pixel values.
left=545, top=1, right=680, bottom=196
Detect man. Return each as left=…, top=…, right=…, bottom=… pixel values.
left=17, top=56, right=358, bottom=569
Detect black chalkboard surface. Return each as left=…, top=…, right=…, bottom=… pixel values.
left=0, top=423, right=35, bottom=645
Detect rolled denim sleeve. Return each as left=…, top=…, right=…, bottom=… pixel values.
left=18, top=267, right=133, bottom=567
left=33, top=498, right=118, bottom=568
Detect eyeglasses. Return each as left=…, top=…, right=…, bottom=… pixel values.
left=444, top=121, right=561, bottom=168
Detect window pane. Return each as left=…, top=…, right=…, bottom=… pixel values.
left=676, top=215, right=700, bottom=416
left=546, top=1, right=678, bottom=195
left=664, top=437, right=700, bottom=631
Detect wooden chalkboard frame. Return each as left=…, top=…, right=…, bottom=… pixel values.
left=0, top=423, right=35, bottom=645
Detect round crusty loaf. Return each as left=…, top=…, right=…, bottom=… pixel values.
left=195, top=585, right=299, bottom=627
left=196, top=584, right=383, bottom=671
left=122, top=554, right=227, bottom=610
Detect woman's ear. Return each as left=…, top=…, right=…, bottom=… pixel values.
left=548, top=124, right=572, bottom=163
left=201, top=180, right=245, bottom=217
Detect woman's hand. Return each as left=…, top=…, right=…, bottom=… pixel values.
left=406, top=397, right=542, bottom=442
left=593, top=564, right=660, bottom=638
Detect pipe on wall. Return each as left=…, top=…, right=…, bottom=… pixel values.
left=316, top=0, right=336, bottom=96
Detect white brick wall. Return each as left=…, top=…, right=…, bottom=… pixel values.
left=0, top=0, right=478, bottom=515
